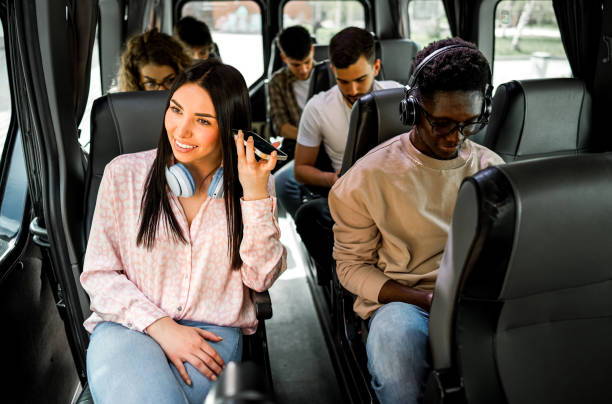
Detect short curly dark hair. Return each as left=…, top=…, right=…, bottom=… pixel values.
left=412, top=37, right=491, bottom=104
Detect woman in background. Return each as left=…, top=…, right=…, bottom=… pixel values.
left=117, top=28, right=192, bottom=92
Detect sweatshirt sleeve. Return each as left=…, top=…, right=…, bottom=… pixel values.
left=80, top=164, right=168, bottom=332
left=328, top=178, right=390, bottom=303
left=239, top=176, right=287, bottom=291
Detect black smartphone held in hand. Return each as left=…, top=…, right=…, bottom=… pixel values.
left=232, top=129, right=288, bottom=161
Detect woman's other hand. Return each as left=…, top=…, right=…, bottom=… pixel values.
left=146, top=317, right=225, bottom=384
left=234, top=130, right=277, bottom=201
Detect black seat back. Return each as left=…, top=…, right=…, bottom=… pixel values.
left=307, top=60, right=336, bottom=99
left=377, top=39, right=419, bottom=84
left=428, top=153, right=612, bottom=404
left=340, top=87, right=410, bottom=174
left=484, top=78, right=593, bottom=162
left=84, top=90, right=168, bottom=244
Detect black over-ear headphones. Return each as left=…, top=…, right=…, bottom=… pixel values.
left=399, top=44, right=493, bottom=126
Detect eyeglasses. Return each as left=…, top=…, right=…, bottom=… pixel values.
left=419, top=101, right=487, bottom=138
left=141, top=75, right=176, bottom=91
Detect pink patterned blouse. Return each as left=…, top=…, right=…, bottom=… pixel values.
left=80, top=150, right=286, bottom=335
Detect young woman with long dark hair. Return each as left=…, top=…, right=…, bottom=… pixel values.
left=81, top=59, right=286, bottom=403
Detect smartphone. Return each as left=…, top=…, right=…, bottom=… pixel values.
left=232, top=129, right=288, bottom=161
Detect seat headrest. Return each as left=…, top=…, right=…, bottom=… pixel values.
left=341, top=87, right=410, bottom=174
left=308, top=60, right=335, bottom=98
left=84, top=90, right=168, bottom=239
left=494, top=153, right=612, bottom=299
left=484, top=78, right=592, bottom=162
left=377, top=39, right=419, bottom=84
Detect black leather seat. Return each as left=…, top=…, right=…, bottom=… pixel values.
left=426, top=153, right=612, bottom=404
left=377, top=39, right=419, bottom=84
left=484, top=78, right=593, bottom=162
left=340, top=87, right=410, bottom=174
left=77, top=91, right=274, bottom=402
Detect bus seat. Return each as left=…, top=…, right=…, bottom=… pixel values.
left=426, top=153, right=612, bottom=404
left=378, top=39, right=419, bottom=84
left=340, top=87, right=410, bottom=175
left=77, top=91, right=274, bottom=402
left=307, top=59, right=336, bottom=99
left=484, top=78, right=593, bottom=162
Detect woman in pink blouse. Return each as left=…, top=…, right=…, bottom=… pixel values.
left=81, top=59, right=286, bottom=403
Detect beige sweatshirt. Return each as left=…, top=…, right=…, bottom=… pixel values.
left=329, top=132, right=504, bottom=319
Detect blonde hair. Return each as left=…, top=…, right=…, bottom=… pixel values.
left=118, top=28, right=192, bottom=92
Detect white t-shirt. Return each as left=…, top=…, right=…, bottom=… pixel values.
left=297, top=80, right=402, bottom=171
left=292, top=75, right=312, bottom=110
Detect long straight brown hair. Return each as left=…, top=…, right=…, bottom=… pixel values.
left=136, top=59, right=251, bottom=269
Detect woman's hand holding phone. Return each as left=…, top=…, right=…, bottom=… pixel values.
left=234, top=130, right=278, bottom=201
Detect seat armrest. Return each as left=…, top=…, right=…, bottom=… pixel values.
left=250, top=289, right=272, bottom=320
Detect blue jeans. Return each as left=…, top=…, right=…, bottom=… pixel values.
left=274, top=160, right=305, bottom=218
left=86, top=320, right=243, bottom=404
left=366, top=302, right=430, bottom=404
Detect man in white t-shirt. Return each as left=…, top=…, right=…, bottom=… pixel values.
left=275, top=26, right=402, bottom=282
left=268, top=26, right=315, bottom=165
left=276, top=26, right=402, bottom=217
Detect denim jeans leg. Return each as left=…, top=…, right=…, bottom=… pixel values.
left=87, top=321, right=243, bottom=404
left=274, top=160, right=303, bottom=218
left=87, top=321, right=189, bottom=404
left=171, top=320, right=243, bottom=404
left=366, top=302, right=430, bottom=404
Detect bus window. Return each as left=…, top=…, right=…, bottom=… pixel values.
left=283, top=0, right=366, bottom=44
left=493, top=0, right=571, bottom=87
left=182, top=1, right=264, bottom=87
left=0, top=18, right=28, bottom=261
left=406, top=0, right=451, bottom=48
left=79, top=27, right=102, bottom=153
left=0, top=19, right=10, bottom=155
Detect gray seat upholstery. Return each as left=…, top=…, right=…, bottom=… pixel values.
left=484, top=78, right=593, bottom=162
left=378, top=38, right=419, bottom=84
left=340, top=87, right=410, bottom=174
left=427, top=153, right=612, bottom=404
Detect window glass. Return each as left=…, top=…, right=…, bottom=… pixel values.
left=493, top=0, right=571, bottom=87
left=79, top=28, right=102, bottom=152
left=283, top=1, right=365, bottom=44
left=407, top=0, right=450, bottom=48
left=0, top=19, right=10, bottom=156
left=0, top=19, right=28, bottom=261
left=182, top=1, right=263, bottom=87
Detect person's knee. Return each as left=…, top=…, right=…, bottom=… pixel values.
left=367, top=303, right=429, bottom=372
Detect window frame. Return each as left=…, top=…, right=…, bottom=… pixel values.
left=279, top=0, right=373, bottom=41
left=176, top=0, right=268, bottom=88
left=489, top=0, right=572, bottom=86
left=0, top=10, right=30, bottom=270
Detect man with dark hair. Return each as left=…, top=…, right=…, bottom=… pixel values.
left=329, top=37, right=504, bottom=404
left=294, top=27, right=400, bottom=188
left=174, top=16, right=216, bottom=60
left=275, top=26, right=401, bottom=287
left=268, top=25, right=315, bottom=161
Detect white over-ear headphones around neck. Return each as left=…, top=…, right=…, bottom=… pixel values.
left=165, top=163, right=224, bottom=199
